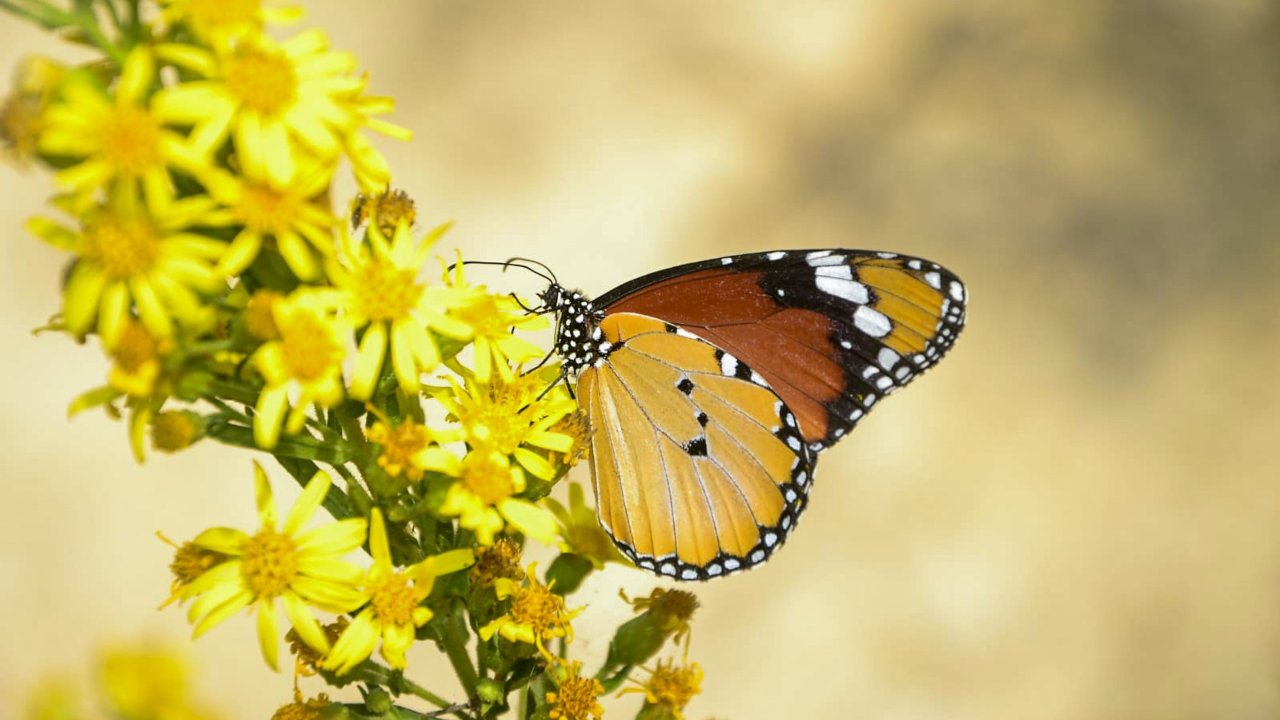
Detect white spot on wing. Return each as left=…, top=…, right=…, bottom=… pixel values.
left=816, top=276, right=870, bottom=303
left=674, top=327, right=698, bottom=339
left=805, top=251, right=845, bottom=267
left=719, top=353, right=738, bottom=377
left=720, top=257, right=733, bottom=265
left=853, top=305, right=892, bottom=338
left=950, top=281, right=966, bottom=302
left=878, top=347, right=900, bottom=369
left=766, top=251, right=787, bottom=260
left=924, top=271, right=942, bottom=289
left=815, top=265, right=853, bottom=280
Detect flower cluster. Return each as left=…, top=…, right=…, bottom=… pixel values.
left=5, top=1, right=707, bottom=718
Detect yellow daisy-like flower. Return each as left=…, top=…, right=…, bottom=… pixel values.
left=105, top=318, right=175, bottom=398
left=200, top=156, right=336, bottom=279
left=155, top=29, right=409, bottom=189
left=544, top=482, right=627, bottom=570
left=328, top=220, right=474, bottom=399
left=323, top=509, right=473, bottom=674
left=158, top=532, right=229, bottom=609
left=434, top=368, right=577, bottom=481
left=546, top=661, right=605, bottom=720
left=478, top=563, right=581, bottom=654
left=180, top=465, right=368, bottom=670
left=364, top=410, right=457, bottom=483
left=158, top=0, right=303, bottom=48
left=621, top=658, right=704, bottom=720
left=37, top=49, right=208, bottom=208
left=439, top=449, right=558, bottom=546
left=27, top=188, right=224, bottom=347
left=250, top=290, right=348, bottom=449
left=444, top=266, right=547, bottom=384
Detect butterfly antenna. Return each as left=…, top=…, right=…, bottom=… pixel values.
left=448, top=258, right=557, bottom=286
left=503, top=256, right=559, bottom=286
left=535, top=370, right=574, bottom=401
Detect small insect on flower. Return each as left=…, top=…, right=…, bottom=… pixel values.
left=177, top=465, right=368, bottom=670
left=322, top=509, right=473, bottom=674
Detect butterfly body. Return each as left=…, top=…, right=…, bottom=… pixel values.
left=544, top=249, right=966, bottom=580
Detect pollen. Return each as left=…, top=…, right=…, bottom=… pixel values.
left=111, top=321, right=160, bottom=374
left=462, top=453, right=516, bottom=506
left=352, top=260, right=422, bottom=322
left=369, top=574, right=421, bottom=627
left=508, top=578, right=568, bottom=636
left=240, top=529, right=299, bottom=598
left=225, top=47, right=298, bottom=117
left=279, top=310, right=344, bottom=383
left=98, top=105, right=162, bottom=176
left=82, top=213, right=160, bottom=280
left=170, top=540, right=228, bottom=585
left=239, top=183, right=302, bottom=236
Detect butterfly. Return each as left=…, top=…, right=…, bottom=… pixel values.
left=531, top=249, right=966, bottom=580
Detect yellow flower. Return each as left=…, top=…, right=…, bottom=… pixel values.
left=621, top=658, right=704, bottom=720
left=434, top=368, right=577, bottom=481
left=351, top=187, right=415, bottom=237
left=365, top=410, right=457, bottom=483
left=439, top=449, right=558, bottom=546
left=151, top=410, right=203, bottom=453
left=479, top=563, right=581, bottom=655
left=159, top=0, right=303, bottom=47
left=27, top=188, right=224, bottom=347
left=38, top=49, right=208, bottom=208
left=328, top=220, right=473, bottom=399
left=545, top=482, right=626, bottom=569
left=323, top=509, right=473, bottom=674
left=443, top=266, right=547, bottom=384
left=1, top=56, right=65, bottom=163
left=469, top=537, right=524, bottom=588
left=159, top=531, right=230, bottom=608
left=105, top=318, right=171, bottom=398
left=99, top=645, right=213, bottom=720
left=546, top=661, right=605, bottom=720
left=250, top=290, right=348, bottom=449
left=179, top=465, right=368, bottom=670
left=200, top=156, right=337, bottom=279
left=155, top=30, right=409, bottom=189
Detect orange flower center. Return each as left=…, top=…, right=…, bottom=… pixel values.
left=82, top=212, right=159, bottom=280
left=547, top=669, right=604, bottom=720
left=278, top=310, right=343, bottom=383
left=367, top=420, right=431, bottom=479
left=463, top=456, right=516, bottom=506
left=98, top=105, right=162, bottom=176
left=225, top=47, right=298, bottom=116
left=238, top=183, right=303, bottom=236
left=352, top=260, right=422, bottom=323
left=509, top=581, right=566, bottom=635
left=370, top=574, right=424, bottom=627
left=170, top=541, right=227, bottom=584
left=111, top=321, right=159, bottom=373
left=241, top=529, right=299, bottom=598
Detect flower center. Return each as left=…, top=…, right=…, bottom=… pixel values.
left=646, top=660, right=702, bottom=712
left=170, top=541, right=228, bottom=584
left=152, top=411, right=199, bottom=452
left=509, top=582, right=566, bottom=635
left=279, top=310, right=343, bottom=383
left=81, top=213, right=160, bottom=280
left=368, top=420, right=430, bottom=479
left=238, top=183, right=302, bottom=236
left=240, top=529, right=299, bottom=598
left=99, top=105, right=162, bottom=176
left=463, top=456, right=516, bottom=506
left=111, top=321, right=159, bottom=373
left=353, top=261, right=422, bottom=323
left=369, top=574, right=423, bottom=627
left=225, top=48, right=298, bottom=117
left=548, top=672, right=603, bottom=720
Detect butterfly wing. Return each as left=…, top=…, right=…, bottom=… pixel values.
left=595, top=250, right=966, bottom=451
left=579, top=312, right=813, bottom=580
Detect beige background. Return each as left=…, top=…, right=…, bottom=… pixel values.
left=4, top=2, right=1280, bottom=718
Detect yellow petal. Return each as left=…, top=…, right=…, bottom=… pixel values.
left=256, top=598, right=281, bottom=671
left=499, top=499, right=559, bottom=545
left=282, top=591, right=329, bottom=652
left=252, top=461, right=278, bottom=528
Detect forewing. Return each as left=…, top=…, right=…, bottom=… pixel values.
left=578, top=313, right=813, bottom=580
left=597, top=249, right=967, bottom=451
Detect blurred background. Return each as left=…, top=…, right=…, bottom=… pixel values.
left=3, top=1, right=1280, bottom=718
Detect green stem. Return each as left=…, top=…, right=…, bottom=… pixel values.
left=440, top=604, right=479, bottom=699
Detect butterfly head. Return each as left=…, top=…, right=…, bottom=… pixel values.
left=540, top=284, right=608, bottom=375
